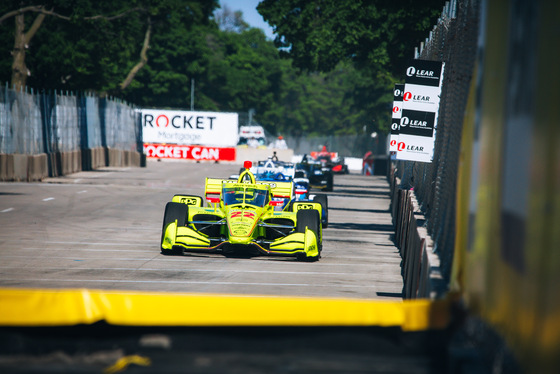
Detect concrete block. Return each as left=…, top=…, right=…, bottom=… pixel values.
left=27, top=154, right=48, bottom=181
left=0, top=154, right=14, bottom=181
left=12, top=154, right=28, bottom=181
left=92, top=147, right=105, bottom=169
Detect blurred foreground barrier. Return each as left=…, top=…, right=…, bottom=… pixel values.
left=0, top=288, right=451, bottom=331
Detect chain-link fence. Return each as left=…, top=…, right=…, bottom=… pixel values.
left=0, top=84, right=141, bottom=169
left=238, top=111, right=388, bottom=159
left=394, top=0, right=480, bottom=283
left=283, top=133, right=388, bottom=158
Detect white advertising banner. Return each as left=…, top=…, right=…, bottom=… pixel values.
left=389, top=84, right=404, bottom=153
left=140, top=109, right=239, bottom=147
left=402, top=84, right=442, bottom=112
left=397, top=60, right=445, bottom=163
left=395, top=134, right=436, bottom=163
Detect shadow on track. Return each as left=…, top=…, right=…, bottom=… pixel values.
left=328, top=222, right=394, bottom=232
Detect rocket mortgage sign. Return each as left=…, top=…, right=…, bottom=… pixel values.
left=397, top=59, right=445, bottom=163
left=141, top=109, right=238, bottom=161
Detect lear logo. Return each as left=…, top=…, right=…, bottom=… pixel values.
left=391, top=122, right=399, bottom=131
left=400, top=117, right=410, bottom=127
left=392, top=106, right=400, bottom=114
left=156, top=115, right=169, bottom=127
left=406, top=66, right=416, bottom=76
left=397, top=142, right=406, bottom=151
left=390, top=139, right=397, bottom=146
left=406, top=66, right=435, bottom=78
left=407, top=145, right=424, bottom=151
left=410, top=120, right=428, bottom=127
left=394, top=88, right=402, bottom=96
left=403, top=92, right=412, bottom=101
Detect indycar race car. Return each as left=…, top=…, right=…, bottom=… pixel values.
left=297, top=154, right=334, bottom=191
left=160, top=161, right=323, bottom=261
left=251, top=155, right=328, bottom=228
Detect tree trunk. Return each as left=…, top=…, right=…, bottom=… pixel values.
left=11, top=14, right=27, bottom=90
left=119, top=20, right=151, bottom=92
left=11, top=12, right=46, bottom=90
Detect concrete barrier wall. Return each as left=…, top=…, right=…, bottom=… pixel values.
left=106, top=148, right=142, bottom=167
left=1, top=147, right=142, bottom=182
left=390, top=174, right=444, bottom=299
left=1, top=154, right=49, bottom=182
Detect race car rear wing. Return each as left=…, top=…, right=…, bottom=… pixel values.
left=257, top=180, right=293, bottom=200
left=204, top=178, right=293, bottom=201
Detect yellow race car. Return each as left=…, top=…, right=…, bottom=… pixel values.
left=161, top=161, right=323, bottom=261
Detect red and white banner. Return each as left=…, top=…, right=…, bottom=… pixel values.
left=144, top=143, right=236, bottom=161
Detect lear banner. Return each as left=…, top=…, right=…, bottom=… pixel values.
left=397, top=59, right=445, bottom=163
left=389, top=84, right=404, bottom=153
left=397, top=110, right=436, bottom=163
left=141, top=109, right=239, bottom=147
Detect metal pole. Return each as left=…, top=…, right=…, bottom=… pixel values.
left=190, top=78, right=194, bottom=111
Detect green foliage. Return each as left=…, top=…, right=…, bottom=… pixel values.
left=257, top=0, right=445, bottom=78
left=0, top=0, right=444, bottom=138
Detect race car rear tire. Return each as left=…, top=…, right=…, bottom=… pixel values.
left=295, top=209, right=321, bottom=261
left=161, top=202, right=188, bottom=255
left=313, top=194, right=329, bottom=229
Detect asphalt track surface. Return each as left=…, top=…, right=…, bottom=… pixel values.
left=0, top=161, right=456, bottom=373
left=0, top=160, right=404, bottom=300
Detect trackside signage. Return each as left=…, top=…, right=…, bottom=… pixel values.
left=141, top=109, right=238, bottom=147
left=389, top=83, right=404, bottom=153
left=397, top=59, right=445, bottom=163
left=144, top=144, right=236, bottom=161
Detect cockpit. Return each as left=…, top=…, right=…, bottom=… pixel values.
left=223, top=186, right=268, bottom=207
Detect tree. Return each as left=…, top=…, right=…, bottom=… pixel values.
left=215, top=3, right=249, bottom=34
left=0, top=1, right=146, bottom=90
left=0, top=1, right=219, bottom=93
left=256, top=0, right=445, bottom=135
left=257, top=0, right=445, bottom=78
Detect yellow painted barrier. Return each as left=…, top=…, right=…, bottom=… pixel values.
left=0, top=288, right=451, bottom=332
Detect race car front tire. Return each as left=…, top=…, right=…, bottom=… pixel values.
left=161, top=202, right=188, bottom=255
